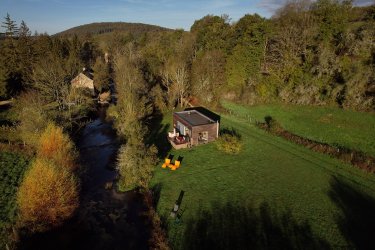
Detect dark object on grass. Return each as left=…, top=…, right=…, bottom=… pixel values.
left=177, top=156, right=183, bottom=163
left=168, top=154, right=174, bottom=161
left=170, top=190, right=185, bottom=218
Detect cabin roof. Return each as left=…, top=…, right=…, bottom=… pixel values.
left=175, top=110, right=216, bottom=127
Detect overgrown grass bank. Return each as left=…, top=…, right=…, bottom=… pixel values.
left=151, top=105, right=375, bottom=249
left=222, top=101, right=375, bottom=157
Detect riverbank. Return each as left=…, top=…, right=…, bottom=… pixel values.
left=18, top=107, right=152, bottom=250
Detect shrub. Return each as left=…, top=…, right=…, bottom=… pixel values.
left=216, top=129, right=243, bottom=155
left=264, top=116, right=282, bottom=133
left=17, top=159, right=78, bottom=232
left=13, top=91, right=48, bottom=146
left=117, top=143, right=158, bottom=191
left=0, top=125, right=21, bottom=143
left=37, top=123, right=77, bottom=171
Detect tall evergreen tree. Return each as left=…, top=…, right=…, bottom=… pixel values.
left=1, top=13, right=18, bottom=37
left=19, top=20, right=31, bottom=37
left=0, top=14, right=23, bottom=98
left=17, top=20, right=35, bottom=85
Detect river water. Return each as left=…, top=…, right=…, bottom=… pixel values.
left=19, top=107, right=151, bottom=250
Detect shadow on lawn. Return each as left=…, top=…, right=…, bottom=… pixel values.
left=145, top=111, right=171, bottom=158
left=151, top=183, right=163, bottom=208
left=219, top=127, right=242, bottom=139
left=329, top=177, right=375, bottom=249
left=180, top=201, right=330, bottom=250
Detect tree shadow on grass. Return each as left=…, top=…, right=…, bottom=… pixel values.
left=145, top=110, right=171, bottom=158
left=328, top=177, right=375, bottom=249
left=219, top=127, right=241, bottom=139
left=180, top=201, right=330, bottom=250
left=151, top=183, right=163, bottom=208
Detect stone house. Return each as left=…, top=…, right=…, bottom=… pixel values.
left=71, top=69, right=95, bottom=96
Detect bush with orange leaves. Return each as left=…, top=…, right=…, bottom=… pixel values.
left=17, top=159, right=79, bottom=232
left=17, top=123, right=80, bottom=232
left=37, top=123, right=78, bottom=171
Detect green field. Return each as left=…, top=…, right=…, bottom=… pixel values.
left=151, top=105, right=375, bottom=249
left=0, top=152, right=29, bottom=248
left=222, top=101, right=375, bottom=157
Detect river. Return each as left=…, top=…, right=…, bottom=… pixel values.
left=19, top=107, right=151, bottom=250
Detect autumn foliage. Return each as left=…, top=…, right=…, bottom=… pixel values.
left=17, top=159, right=78, bottom=232
left=37, top=123, right=77, bottom=171
left=17, top=123, right=79, bottom=232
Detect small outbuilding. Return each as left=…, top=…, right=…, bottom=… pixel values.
left=168, top=108, right=220, bottom=149
left=71, top=68, right=95, bottom=96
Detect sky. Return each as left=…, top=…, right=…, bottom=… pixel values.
left=0, top=0, right=373, bottom=35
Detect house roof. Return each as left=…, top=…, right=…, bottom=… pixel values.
left=82, top=68, right=94, bottom=80
left=71, top=72, right=93, bottom=84
left=175, top=110, right=216, bottom=127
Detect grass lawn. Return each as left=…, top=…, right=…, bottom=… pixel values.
left=222, top=101, right=375, bottom=157
left=151, top=107, right=375, bottom=249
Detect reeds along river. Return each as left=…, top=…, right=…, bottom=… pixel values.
left=19, top=107, right=151, bottom=250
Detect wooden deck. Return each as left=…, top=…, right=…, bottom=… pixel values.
left=168, top=136, right=190, bottom=149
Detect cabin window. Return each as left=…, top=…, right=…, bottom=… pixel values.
left=198, top=131, right=208, bottom=142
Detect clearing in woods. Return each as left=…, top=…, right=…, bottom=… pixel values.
left=151, top=103, right=375, bottom=249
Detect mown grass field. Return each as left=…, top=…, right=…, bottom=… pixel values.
left=151, top=105, right=375, bottom=249
left=222, top=101, right=375, bottom=157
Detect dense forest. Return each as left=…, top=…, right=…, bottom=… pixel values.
left=1, top=1, right=375, bottom=111
left=0, top=0, right=374, bottom=248
left=106, top=0, right=374, bottom=112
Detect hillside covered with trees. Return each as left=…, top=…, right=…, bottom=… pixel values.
left=137, top=1, right=374, bottom=111
left=103, top=1, right=374, bottom=112
left=2, top=1, right=374, bottom=111
left=55, top=22, right=170, bottom=37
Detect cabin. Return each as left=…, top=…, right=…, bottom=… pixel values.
left=71, top=68, right=95, bottom=96
left=168, top=108, right=220, bottom=149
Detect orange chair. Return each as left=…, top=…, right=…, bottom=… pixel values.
left=170, top=158, right=181, bottom=171
left=162, top=158, right=171, bottom=168
left=174, top=160, right=181, bottom=169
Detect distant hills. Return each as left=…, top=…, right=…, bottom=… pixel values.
left=55, top=22, right=171, bottom=37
